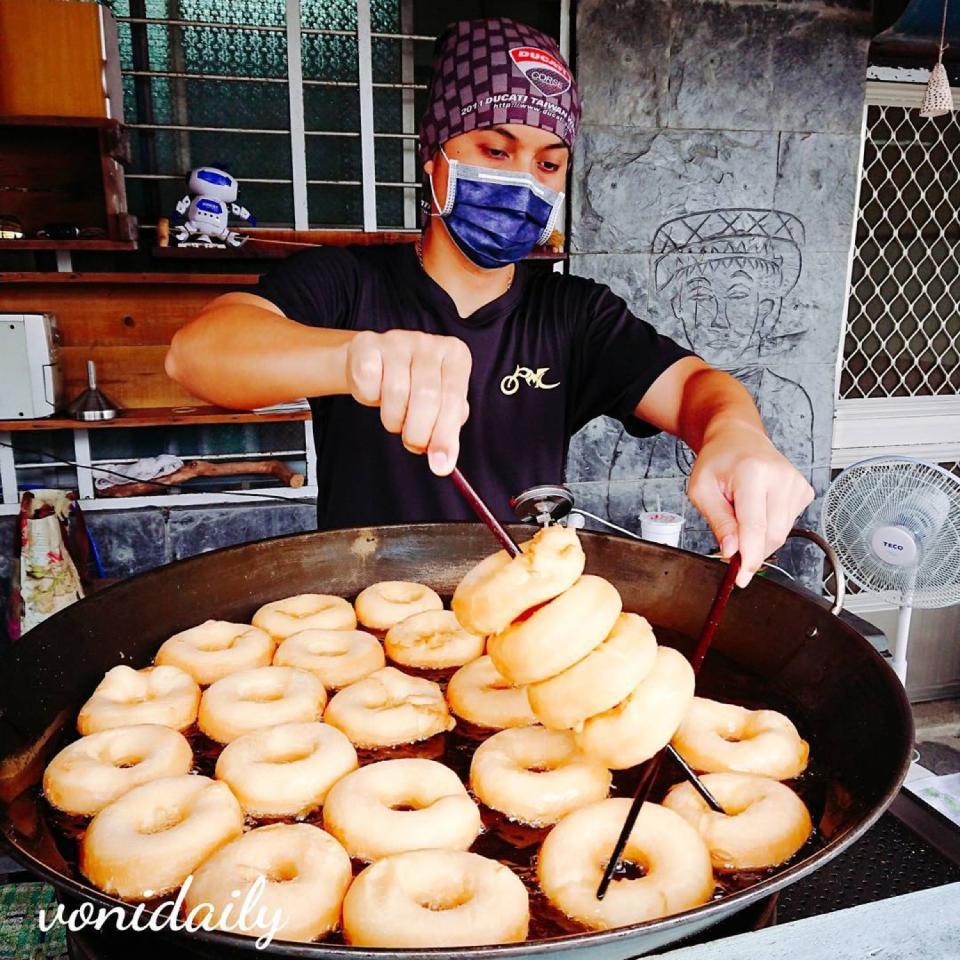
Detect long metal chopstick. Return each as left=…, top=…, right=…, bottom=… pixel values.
left=595, top=552, right=741, bottom=900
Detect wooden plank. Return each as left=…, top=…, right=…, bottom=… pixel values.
left=0, top=240, right=137, bottom=251
left=0, top=285, right=237, bottom=346
left=60, top=346, right=198, bottom=407
left=0, top=407, right=310, bottom=432
left=645, top=882, right=960, bottom=960
left=0, top=1, right=109, bottom=119
left=0, top=272, right=259, bottom=284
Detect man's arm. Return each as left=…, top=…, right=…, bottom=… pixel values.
left=635, top=356, right=815, bottom=587
left=165, top=293, right=355, bottom=409
left=165, top=292, right=471, bottom=474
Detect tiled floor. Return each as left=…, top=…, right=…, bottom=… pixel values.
left=913, top=697, right=960, bottom=775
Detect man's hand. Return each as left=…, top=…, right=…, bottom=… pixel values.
left=687, top=423, right=815, bottom=587
left=345, top=330, right=472, bottom=476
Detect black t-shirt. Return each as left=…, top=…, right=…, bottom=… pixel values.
left=255, top=244, right=692, bottom=529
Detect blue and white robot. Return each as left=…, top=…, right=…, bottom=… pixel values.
left=173, top=166, right=256, bottom=247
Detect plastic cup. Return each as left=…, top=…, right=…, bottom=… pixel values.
left=639, top=511, right=684, bottom=547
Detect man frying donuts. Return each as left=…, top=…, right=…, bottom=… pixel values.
left=165, top=17, right=813, bottom=588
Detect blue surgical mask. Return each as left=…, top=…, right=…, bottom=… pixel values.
left=430, top=145, right=565, bottom=270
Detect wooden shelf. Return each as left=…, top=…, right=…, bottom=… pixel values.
left=0, top=239, right=137, bottom=251
left=0, top=406, right=311, bottom=432
left=0, top=271, right=258, bottom=285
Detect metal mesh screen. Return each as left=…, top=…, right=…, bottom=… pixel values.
left=840, top=103, right=960, bottom=400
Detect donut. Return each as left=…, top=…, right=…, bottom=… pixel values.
left=252, top=594, right=356, bottom=639
left=155, top=620, right=275, bottom=685
left=342, top=849, right=529, bottom=947
left=671, top=697, right=809, bottom=780
left=575, top=646, right=695, bottom=769
left=79, top=774, right=243, bottom=900
left=184, top=823, right=351, bottom=943
left=537, top=798, right=714, bottom=930
left=354, top=581, right=442, bottom=631
left=384, top=610, right=485, bottom=670
left=77, top=665, right=200, bottom=735
left=446, top=656, right=537, bottom=730
left=43, top=725, right=193, bottom=817
left=527, top=613, right=658, bottom=731
left=452, top=524, right=585, bottom=636
left=198, top=666, right=326, bottom=744
left=663, top=772, right=813, bottom=871
left=487, top=575, right=622, bottom=685
left=215, top=722, right=357, bottom=818
left=322, top=758, right=481, bottom=861
left=469, top=726, right=611, bottom=826
left=324, top=667, right=454, bottom=748
left=273, top=628, right=385, bottom=690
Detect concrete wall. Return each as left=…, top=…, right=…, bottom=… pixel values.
left=566, top=0, right=872, bottom=581
left=0, top=503, right=316, bottom=609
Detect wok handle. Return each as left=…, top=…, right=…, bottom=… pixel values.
left=787, top=527, right=845, bottom=615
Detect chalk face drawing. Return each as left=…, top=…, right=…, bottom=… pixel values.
left=653, top=209, right=805, bottom=362
left=590, top=207, right=816, bottom=532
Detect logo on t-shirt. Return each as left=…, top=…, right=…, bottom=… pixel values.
left=508, top=47, right=571, bottom=98
left=500, top=365, right=560, bottom=396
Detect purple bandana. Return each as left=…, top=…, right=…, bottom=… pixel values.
left=418, top=18, right=581, bottom=167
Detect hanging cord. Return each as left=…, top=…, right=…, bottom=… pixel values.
left=938, top=0, right=950, bottom=62
left=0, top=438, right=315, bottom=506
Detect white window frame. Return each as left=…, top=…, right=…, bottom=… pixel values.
left=832, top=79, right=960, bottom=468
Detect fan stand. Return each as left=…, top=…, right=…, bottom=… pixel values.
left=891, top=570, right=918, bottom=686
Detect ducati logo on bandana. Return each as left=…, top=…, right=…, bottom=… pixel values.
left=509, top=47, right=572, bottom=98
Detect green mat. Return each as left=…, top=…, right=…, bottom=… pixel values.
left=0, top=883, right=67, bottom=960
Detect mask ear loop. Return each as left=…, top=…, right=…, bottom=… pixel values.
left=429, top=145, right=457, bottom=218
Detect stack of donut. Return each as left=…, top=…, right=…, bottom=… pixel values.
left=40, top=526, right=815, bottom=947
left=453, top=525, right=696, bottom=768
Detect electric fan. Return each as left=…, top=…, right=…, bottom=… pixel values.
left=821, top=456, right=960, bottom=684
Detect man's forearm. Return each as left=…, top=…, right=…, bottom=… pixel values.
left=165, top=294, right=355, bottom=409
left=675, top=367, right=768, bottom=453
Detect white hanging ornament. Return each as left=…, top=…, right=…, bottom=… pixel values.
left=919, top=0, right=954, bottom=118
left=919, top=62, right=954, bottom=117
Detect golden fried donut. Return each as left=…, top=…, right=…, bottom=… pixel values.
left=79, top=774, right=243, bottom=900
left=43, top=724, right=193, bottom=817
left=198, top=666, right=326, bottom=744
left=452, top=524, right=585, bottom=636
left=354, top=581, right=443, bottom=631
left=324, top=667, right=454, bottom=748
left=527, top=613, right=658, bottom=731
left=672, top=697, right=809, bottom=780
left=470, top=726, right=611, bottom=826
left=446, top=656, right=537, bottom=730
left=77, top=665, right=200, bottom=735
left=487, top=575, right=622, bottom=685
left=537, top=798, right=714, bottom=930
left=215, top=721, right=357, bottom=818
left=385, top=610, right=485, bottom=670
left=252, top=594, right=356, bottom=639
left=155, top=620, right=275, bottom=686
left=273, top=628, right=385, bottom=689
left=576, top=646, right=695, bottom=769
left=663, top=772, right=813, bottom=871
left=342, top=849, right=529, bottom=947
left=184, top=823, right=351, bottom=943
left=322, top=758, right=481, bottom=861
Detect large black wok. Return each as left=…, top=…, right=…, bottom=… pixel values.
left=0, top=524, right=913, bottom=959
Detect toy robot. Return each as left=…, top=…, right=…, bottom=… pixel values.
left=173, top=166, right=256, bottom=247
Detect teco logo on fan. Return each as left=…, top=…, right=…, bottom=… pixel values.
left=509, top=47, right=571, bottom=97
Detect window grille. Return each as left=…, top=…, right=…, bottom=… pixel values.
left=840, top=101, right=960, bottom=400
left=103, top=0, right=567, bottom=231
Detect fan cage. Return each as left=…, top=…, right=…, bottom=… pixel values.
left=822, top=456, right=960, bottom=608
